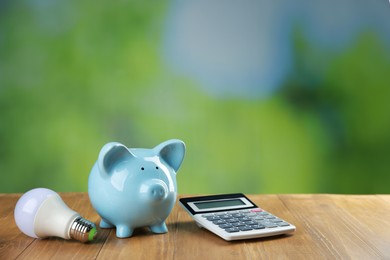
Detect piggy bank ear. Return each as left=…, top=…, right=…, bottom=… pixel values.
left=98, top=142, right=134, bottom=176
left=155, top=139, right=186, bottom=173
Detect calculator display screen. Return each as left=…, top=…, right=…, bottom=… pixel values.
left=194, top=199, right=245, bottom=210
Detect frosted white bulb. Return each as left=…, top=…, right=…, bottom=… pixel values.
left=14, top=188, right=97, bottom=242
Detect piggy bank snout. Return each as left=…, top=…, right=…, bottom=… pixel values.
left=151, top=183, right=167, bottom=200
left=141, top=180, right=169, bottom=201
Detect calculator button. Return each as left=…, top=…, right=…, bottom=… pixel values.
left=206, top=216, right=220, bottom=221
left=227, top=218, right=240, bottom=223
left=239, top=226, right=253, bottom=231
left=251, top=225, right=266, bottom=229
left=239, top=210, right=250, bottom=213
left=219, top=224, right=233, bottom=229
left=246, top=213, right=257, bottom=217
left=220, top=215, right=233, bottom=219
left=260, top=220, right=273, bottom=224
left=271, top=219, right=283, bottom=223
left=202, top=214, right=214, bottom=217
left=225, top=228, right=240, bottom=233
left=213, top=220, right=226, bottom=225
left=250, top=208, right=262, bottom=212
left=231, top=213, right=245, bottom=218
left=264, top=223, right=278, bottom=228
left=232, top=222, right=246, bottom=227
left=246, top=221, right=257, bottom=225
left=241, top=217, right=252, bottom=222
left=278, top=222, right=290, bottom=227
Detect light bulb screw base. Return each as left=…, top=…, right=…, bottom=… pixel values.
left=70, top=217, right=97, bottom=243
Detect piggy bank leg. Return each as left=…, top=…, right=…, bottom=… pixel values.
left=100, top=219, right=114, bottom=228
left=116, top=225, right=134, bottom=238
left=149, top=222, right=168, bottom=234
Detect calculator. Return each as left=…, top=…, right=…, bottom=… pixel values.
left=179, top=193, right=296, bottom=241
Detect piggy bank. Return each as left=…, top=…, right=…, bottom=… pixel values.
left=88, top=139, right=185, bottom=238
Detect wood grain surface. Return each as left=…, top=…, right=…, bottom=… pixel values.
left=1, top=193, right=389, bottom=259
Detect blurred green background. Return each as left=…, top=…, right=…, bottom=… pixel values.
left=1, top=0, right=390, bottom=194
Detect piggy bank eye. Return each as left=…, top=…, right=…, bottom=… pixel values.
left=141, top=167, right=145, bottom=171
left=156, top=166, right=159, bottom=170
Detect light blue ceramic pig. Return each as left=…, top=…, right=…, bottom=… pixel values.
left=88, top=139, right=185, bottom=238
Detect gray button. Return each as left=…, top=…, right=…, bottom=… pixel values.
left=225, top=227, right=240, bottom=233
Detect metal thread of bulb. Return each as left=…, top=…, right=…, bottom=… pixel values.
left=69, top=216, right=98, bottom=243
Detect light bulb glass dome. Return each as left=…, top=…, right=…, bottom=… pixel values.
left=14, top=188, right=57, bottom=238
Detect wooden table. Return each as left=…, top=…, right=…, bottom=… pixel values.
left=1, top=193, right=390, bottom=259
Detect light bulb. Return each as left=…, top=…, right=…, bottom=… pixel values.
left=14, top=188, right=97, bottom=243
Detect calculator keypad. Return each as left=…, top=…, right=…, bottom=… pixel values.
left=202, top=208, right=291, bottom=233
